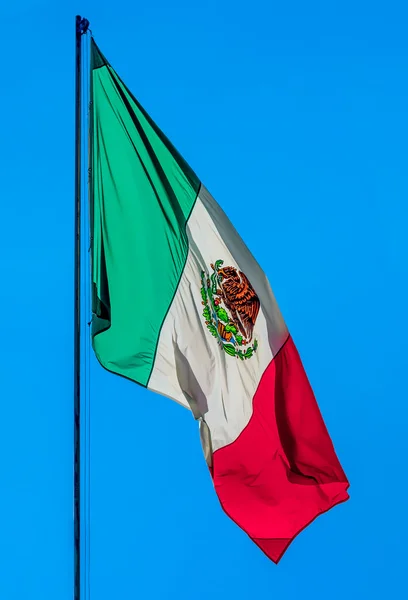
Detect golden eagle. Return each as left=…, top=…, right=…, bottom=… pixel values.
left=215, top=265, right=260, bottom=343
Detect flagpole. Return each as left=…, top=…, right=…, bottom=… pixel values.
left=74, top=14, right=89, bottom=600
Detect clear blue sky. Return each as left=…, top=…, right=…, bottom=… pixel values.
left=0, top=1, right=407, bottom=598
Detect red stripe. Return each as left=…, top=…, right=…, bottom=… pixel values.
left=211, top=335, right=349, bottom=563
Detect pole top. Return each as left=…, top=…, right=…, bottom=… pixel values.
left=76, top=15, right=90, bottom=35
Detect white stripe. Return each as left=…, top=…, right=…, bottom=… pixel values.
left=148, top=186, right=288, bottom=452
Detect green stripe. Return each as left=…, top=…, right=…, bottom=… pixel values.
left=90, top=40, right=200, bottom=386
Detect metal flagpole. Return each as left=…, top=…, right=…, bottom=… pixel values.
left=74, top=14, right=89, bottom=600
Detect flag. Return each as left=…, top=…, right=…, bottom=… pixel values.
left=89, top=39, right=349, bottom=563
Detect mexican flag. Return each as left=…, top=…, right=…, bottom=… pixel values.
left=90, top=39, right=349, bottom=563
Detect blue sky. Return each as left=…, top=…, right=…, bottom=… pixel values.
left=0, top=1, right=407, bottom=598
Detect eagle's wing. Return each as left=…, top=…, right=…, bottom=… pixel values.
left=235, top=272, right=260, bottom=329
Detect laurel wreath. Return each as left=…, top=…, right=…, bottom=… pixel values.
left=200, top=263, right=258, bottom=360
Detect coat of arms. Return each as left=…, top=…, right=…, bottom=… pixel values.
left=200, top=260, right=260, bottom=359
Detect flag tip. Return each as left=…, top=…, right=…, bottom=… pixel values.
left=76, top=15, right=90, bottom=35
